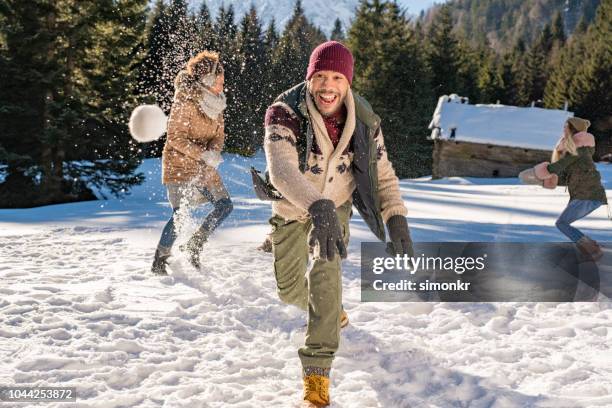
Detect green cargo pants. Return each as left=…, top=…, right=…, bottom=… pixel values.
left=269, top=201, right=352, bottom=370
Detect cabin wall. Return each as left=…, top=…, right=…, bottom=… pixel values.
left=432, top=139, right=552, bottom=179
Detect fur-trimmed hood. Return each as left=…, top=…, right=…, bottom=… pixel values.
left=174, top=70, right=207, bottom=100
left=173, top=70, right=227, bottom=120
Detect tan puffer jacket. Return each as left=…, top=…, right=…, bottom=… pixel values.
left=162, top=71, right=225, bottom=187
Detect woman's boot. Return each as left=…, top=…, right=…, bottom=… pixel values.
left=151, top=249, right=170, bottom=275
left=576, top=236, right=603, bottom=261
left=180, top=231, right=208, bottom=269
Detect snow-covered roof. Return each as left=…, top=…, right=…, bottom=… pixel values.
left=428, top=94, right=573, bottom=151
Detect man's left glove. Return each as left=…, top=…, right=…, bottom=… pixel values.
left=386, top=215, right=414, bottom=257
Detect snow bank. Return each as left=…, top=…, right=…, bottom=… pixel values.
left=0, top=153, right=611, bottom=407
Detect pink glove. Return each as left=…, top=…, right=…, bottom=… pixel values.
left=534, top=162, right=553, bottom=180
left=543, top=174, right=558, bottom=189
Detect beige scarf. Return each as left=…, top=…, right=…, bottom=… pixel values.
left=199, top=89, right=227, bottom=120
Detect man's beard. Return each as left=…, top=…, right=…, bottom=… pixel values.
left=314, top=90, right=345, bottom=116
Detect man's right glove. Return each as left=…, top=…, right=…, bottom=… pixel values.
left=308, top=199, right=347, bottom=262
left=386, top=215, right=414, bottom=257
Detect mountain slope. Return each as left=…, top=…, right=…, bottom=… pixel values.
left=191, top=0, right=436, bottom=34
left=424, top=0, right=601, bottom=51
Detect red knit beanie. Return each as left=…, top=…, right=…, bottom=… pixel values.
left=306, top=41, right=354, bottom=85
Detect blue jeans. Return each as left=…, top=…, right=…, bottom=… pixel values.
left=555, top=200, right=602, bottom=242
left=157, top=183, right=233, bottom=256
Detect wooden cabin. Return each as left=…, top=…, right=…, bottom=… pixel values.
left=428, top=95, right=573, bottom=179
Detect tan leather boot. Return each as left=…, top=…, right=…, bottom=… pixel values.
left=303, top=374, right=330, bottom=407
left=577, top=236, right=603, bottom=261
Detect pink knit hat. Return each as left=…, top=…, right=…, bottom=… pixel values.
left=306, top=41, right=354, bottom=85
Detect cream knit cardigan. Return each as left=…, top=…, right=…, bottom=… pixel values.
left=264, top=87, right=407, bottom=223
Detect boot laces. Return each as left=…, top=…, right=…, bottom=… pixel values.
left=304, top=375, right=329, bottom=402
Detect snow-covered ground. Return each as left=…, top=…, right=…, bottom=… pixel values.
left=1, top=152, right=611, bottom=408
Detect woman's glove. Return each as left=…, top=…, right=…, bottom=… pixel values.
left=543, top=174, right=559, bottom=189
left=518, top=168, right=542, bottom=185
left=386, top=215, right=414, bottom=257
left=534, top=161, right=553, bottom=180
left=201, top=150, right=224, bottom=169
left=308, top=199, right=347, bottom=261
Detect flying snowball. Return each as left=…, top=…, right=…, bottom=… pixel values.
left=128, top=104, right=168, bottom=143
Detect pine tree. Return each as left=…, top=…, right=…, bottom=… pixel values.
left=516, top=46, right=543, bottom=105
left=137, top=0, right=174, bottom=157
left=212, top=4, right=241, bottom=155
left=543, top=42, right=579, bottom=109
left=544, top=12, right=586, bottom=110
left=502, top=38, right=528, bottom=105
left=80, top=0, right=150, bottom=196
left=331, top=18, right=345, bottom=41
left=414, top=18, right=426, bottom=44
left=196, top=1, right=216, bottom=51
left=139, top=0, right=169, bottom=106
left=262, top=19, right=280, bottom=104
left=214, top=5, right=239, bottom=88
left=543, top=11, right=567, bottom=105
left=225, top=6, right=266, bottom=155
left=456, top=39, right=484, bottom=101
left=498, top=50, right=518, bottom=105
left=540, top=23, right=554, bottom=53
left=551, top=11, right=566, bottom=44
left=574, top=15, right=589, bottom=35
left=0, top=0, right=148, bottom=207
left=165, top=0, right=198, bottom=83
left=215, top=4, right=238, bottom=51
left=515, top=25, right=553, bottom=105
left=425, top=0, right=601, bottom=53
left=0, top=0, right=50, bottom=204
left=347, top=0, right=433, bottom=177
left=272, top=0, right=326, bottom=95
left=426, top=4, right=461, bottom=97
left=264, top=18, right=279, bottom=52
left=477, top=51, right=505, bottom=103
left=545, top=0, right=611, bottom=156
left=568, top=0, right=612, bottom=139
left=138, top=0, right=197, bottom=112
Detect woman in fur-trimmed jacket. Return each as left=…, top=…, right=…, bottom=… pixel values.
left=532, top=117, right=608, bottom=260
left=152, top=51, right=233, bottom=274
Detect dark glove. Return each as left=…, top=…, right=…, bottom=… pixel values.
left=386, top=215, right=414, bottom=257
left=308, top=199, right=347, bottom=261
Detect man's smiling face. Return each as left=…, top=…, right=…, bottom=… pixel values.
left=309, top=70, right=349, bottom=117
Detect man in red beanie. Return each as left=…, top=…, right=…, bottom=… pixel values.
left=262, top=41, right=412, bottom=407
